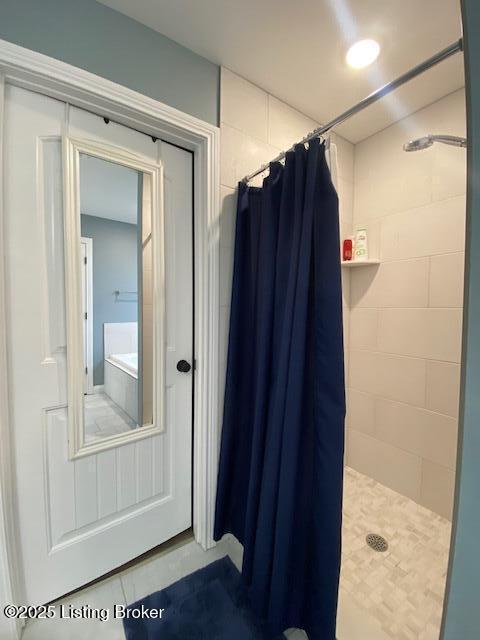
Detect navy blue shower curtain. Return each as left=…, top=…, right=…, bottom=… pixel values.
left=214, top=138, right=345, bottom=640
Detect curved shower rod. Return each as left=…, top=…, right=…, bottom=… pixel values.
left=242, top=38, right=464, bottom=184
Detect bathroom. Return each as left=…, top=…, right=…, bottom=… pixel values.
left=0, top=1, right=478, bottom=639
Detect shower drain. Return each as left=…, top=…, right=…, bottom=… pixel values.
left=366, top=533, right=389, bottom=553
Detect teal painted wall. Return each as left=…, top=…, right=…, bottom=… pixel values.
left=442, top=2, right=480, bottom=638
left=81, top=214, right=138, bottom=386
left=0, top=0, right=219, bottom=125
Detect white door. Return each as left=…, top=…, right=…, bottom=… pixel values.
left=4, top=86, right=194, bottom=604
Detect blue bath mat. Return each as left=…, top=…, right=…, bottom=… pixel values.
left=122, top=555, right=286, bottom=639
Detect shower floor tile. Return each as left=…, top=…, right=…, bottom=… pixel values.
left=341, top=466, right=451, bottom=640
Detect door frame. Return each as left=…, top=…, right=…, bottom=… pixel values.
left=81, top=236, right=94, bottom=396
left=0, top=38, right=220, bottom=632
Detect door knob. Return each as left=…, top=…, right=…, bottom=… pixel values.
left=176, top=359, right=192, bottom=373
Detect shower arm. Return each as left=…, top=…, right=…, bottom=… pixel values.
left=429, top=134, right=467, bottom=147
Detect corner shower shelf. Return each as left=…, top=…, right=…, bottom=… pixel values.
left=341, top=259, right=380, bottom=268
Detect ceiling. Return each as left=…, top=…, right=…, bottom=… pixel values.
left=80, top=155, right=139, bottom=224
left=98, top=0, right=464, bottom=143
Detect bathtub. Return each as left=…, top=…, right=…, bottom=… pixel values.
left=104, top=354, right=138, bottom=424
left=106, top=352, right=138, bottom=378
left=103, top=323, right=139, bottom=425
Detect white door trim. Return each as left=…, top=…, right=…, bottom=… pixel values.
left=0, top=68, right=22, bottom=640
left=81, top=236, right=94, bottom=396
left=0, top=38, right=220, bottom=626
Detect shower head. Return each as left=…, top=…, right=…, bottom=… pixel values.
left=403, top=134, right=467, bottom=152
left=403, top=136, right=434, bottom=152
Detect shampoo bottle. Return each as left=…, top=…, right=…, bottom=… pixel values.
left=354, top=228, right=368, bottom=261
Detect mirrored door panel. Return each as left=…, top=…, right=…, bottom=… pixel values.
left=64, top=138, right=163, bottom=457
left=80, top=153, right=154, bottom=442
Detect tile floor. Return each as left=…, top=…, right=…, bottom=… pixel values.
left=22, top=467, right=450, bottom=639
left=21, top=534, right=243, bottom=640
left=84, top=392, right=136, bottom=442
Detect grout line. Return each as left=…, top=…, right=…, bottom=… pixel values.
left=426, top=255, right=432, bottom=308
left=219, top=183, right=236, bottom=193
left=347, top=427, right=456, bottom=472
left=349, top=347, right=461, bottom=365
left=350, top=305, right=463, bottom=310
left=373, top=307, right=380, bottom=351
left=352, top=190, right=466, bottom=223
left=345, top=387, right=459, bottom=419
left=221, top=65, right=321, bottom=133
left=220, top=120, right=279, bottom=150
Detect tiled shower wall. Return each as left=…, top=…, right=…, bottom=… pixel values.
left=218, top=67, right=354, bottom=431
left=346, top=89, right=466, bottom=519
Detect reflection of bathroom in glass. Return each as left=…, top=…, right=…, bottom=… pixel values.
left=79, top=154, right=152, bottom=443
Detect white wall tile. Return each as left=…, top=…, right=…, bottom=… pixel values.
left=219, top=246, right=234, bottom=307
left=429, top=252, right=465, bottom=308
left=380, top=196, right=466, bottom=261
left=338, top=177, right=354, bottom=240
left=342, top=276, right=351, bottom=379
left=425, top=360, right=461, bottom=418
left=354, top=114, right=433, bottom=186
left=424, top=89, right=466, bottom=136
left=221, top=68, right=268, bottom=142
left=377, top=308, right=463, bottom=363
left=350, top=308, right=378, bottom=350
left=346, top=389, right=375, bottom=435
left=350, top=259, right=429, bottom=308
left=341, top=269, right=351, bottom=310
left=432, top=144, right=467, bottom=202
left=353, top=123, right=434, bottom=220
left=268, top=95, right=318, bottom=151
left=354, top=88, right=465, bottom=218
left=354, top=169, right=432, bottom=222
left=347, top=430, right=422, bottom=502
left=420, top=460, right=455, bottom=520
left=331, top=133, right=355, bottom=185
left=220, top=124, right=244, bottom=188
left=221, top=124, right=279, bottom=188
left=219, top=186, right=236, bottom=249
left=349, top=350, right=426, bottom=407
left=375, top=399, right=457, bottom=469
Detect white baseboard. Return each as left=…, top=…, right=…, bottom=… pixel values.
left=93, top=385, right=104, bottom=394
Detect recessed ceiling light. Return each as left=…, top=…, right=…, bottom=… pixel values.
left=346, top=39, right=380, bottom=69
